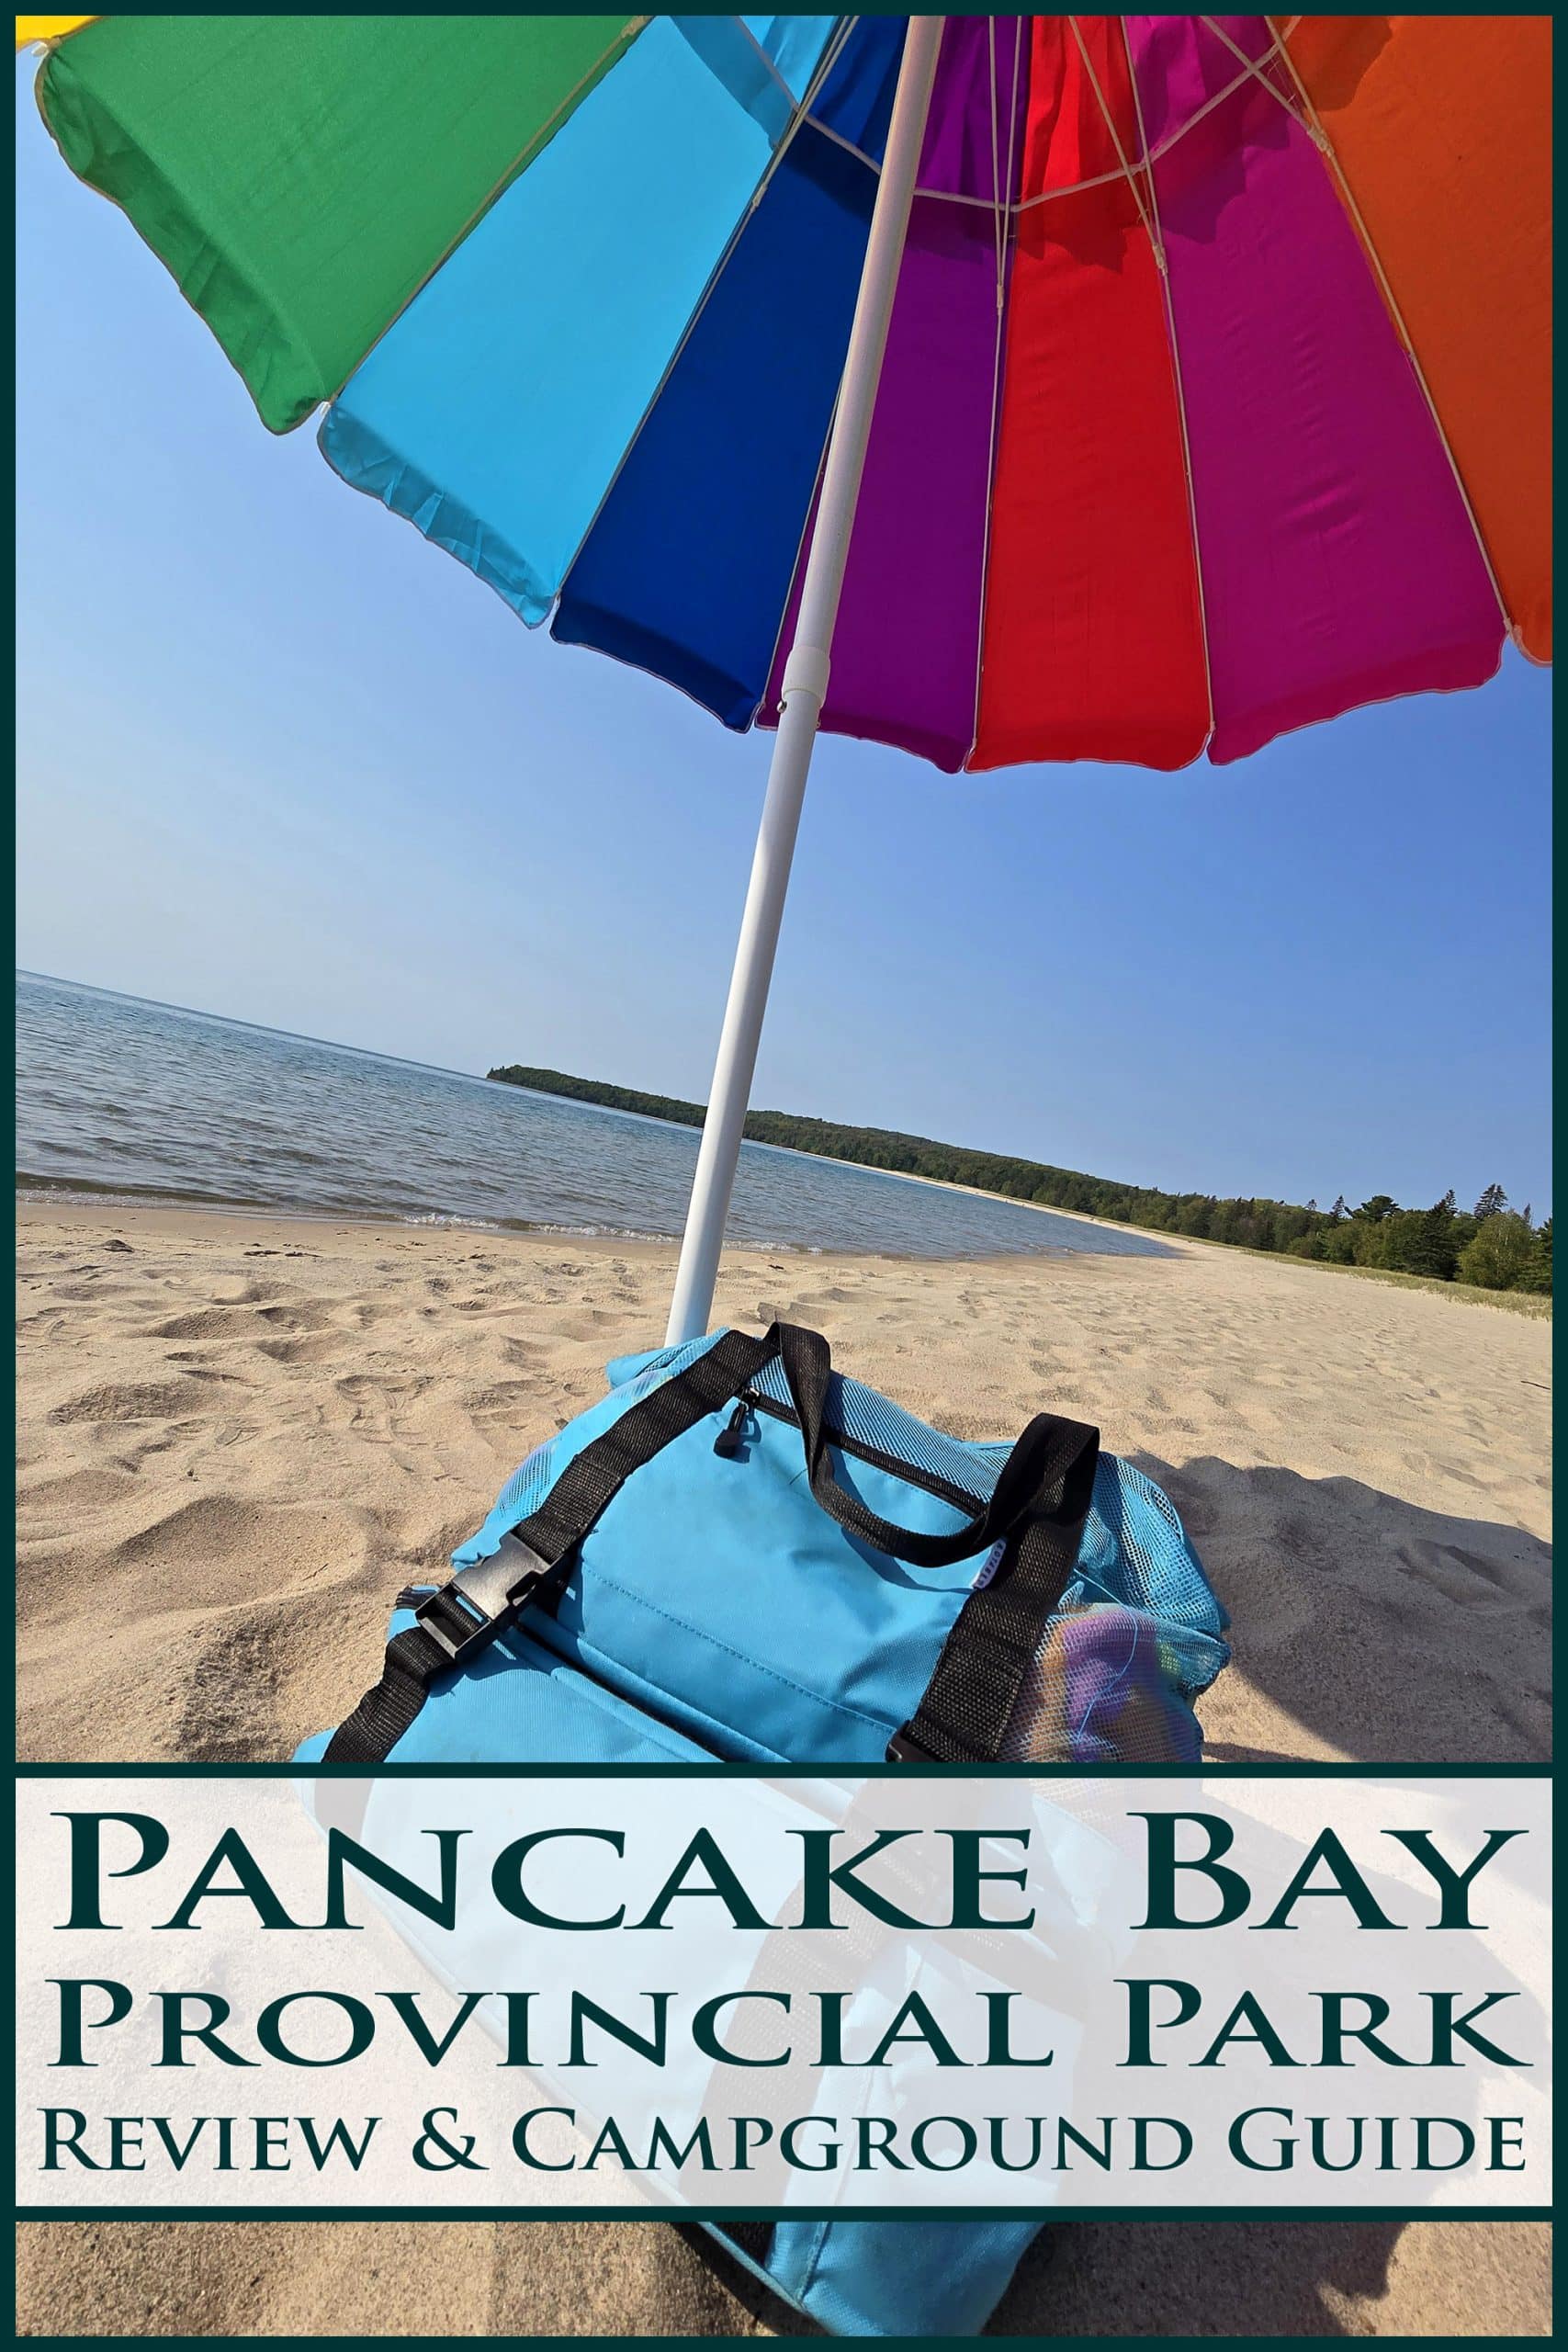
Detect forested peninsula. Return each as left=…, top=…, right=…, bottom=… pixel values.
left=487, top=1064, right=1551, bottom=1295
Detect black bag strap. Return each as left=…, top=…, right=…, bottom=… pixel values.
left=886, top=1431, right=1100, bottom=1764
left=771, top=1324, right=1100, bottom=1763
left=775, top=1322, right=1096, bottom=1572
left=323, top=1325, right=776, bottom=1763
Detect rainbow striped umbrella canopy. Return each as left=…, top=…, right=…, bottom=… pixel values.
left=20, top=14, right=1551, bottom=770
left=18, top=15, right=1552, bottom=1339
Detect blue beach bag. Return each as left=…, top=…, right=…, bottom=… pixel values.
left=305, top=1323, right=1229, bottom=2335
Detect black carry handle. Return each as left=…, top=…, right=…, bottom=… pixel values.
left=774, top=1321, right=1099, bottom=1569
left=324, top=1318, right=1100, bottom=1770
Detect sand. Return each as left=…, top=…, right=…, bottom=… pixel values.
left=16, top=1200, right=1552, bottom=2335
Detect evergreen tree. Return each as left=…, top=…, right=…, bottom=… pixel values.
left=1527, top=1217, right=1553, bottom=1295
left=1329, top=1195, right=1348, bottom=1221
left=1398, top=1197, right=1460, bottom=1280
left=1473, top=1183, right=1508, bottom=1221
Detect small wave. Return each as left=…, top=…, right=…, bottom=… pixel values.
left=17, top=1171, right=261, bottom=1207
left=498, top=1217, right=678, bottom=1244
left=400, top=1212, right=504, bottom=1232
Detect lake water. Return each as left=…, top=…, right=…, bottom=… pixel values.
left=16, top=971, right=1168, bottom=1261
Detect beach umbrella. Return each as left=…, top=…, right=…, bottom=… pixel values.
left=19, top=16, right=1551, bottom=1341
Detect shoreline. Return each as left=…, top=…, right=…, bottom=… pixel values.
left=17, top=1185, right=683, bottom=1255
left=17, top=1182, right=1547, bottom=1317
left=16, top=1193, right=687, bottom=1267
left=15, top=1184, right=1171, bottom=1270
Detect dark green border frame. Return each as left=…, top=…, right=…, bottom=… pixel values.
left=17, top=1759, right=1556, bottom=1780
left=9, top=0, right=1559, bottom=2340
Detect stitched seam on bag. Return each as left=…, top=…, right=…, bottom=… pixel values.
left=532, top=1650, right=716, bottom=1765
left=795, top=2218, right=835, bottom=2314
left=551, top=1628, right=793, bottom=1766
left=568, top=1566, right=894, bottom=1737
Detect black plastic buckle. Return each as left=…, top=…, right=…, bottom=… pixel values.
left=414, top=1532, right=559, bottom=1668
left=885, top=1724, right=936, bottom=1762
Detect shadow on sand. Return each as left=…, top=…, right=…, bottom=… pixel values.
left=1134, top=1455, right=1551, bottom=1765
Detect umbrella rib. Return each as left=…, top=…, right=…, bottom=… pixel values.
left=807, top=112, right=1013, bottom=208
left=800, top=114, right=884, bottom=175
left=811, top=37, right=1315, bottom=214
left=732, top=15, right=804, bottom=108
left=547, top=15, right=859, bottom=640
left=1197, top=16, right=1314, bottom=141
left=808, top=131, right=1140, bottom=212
left=1009, top=51, right=1280, bottom=212
left=1121, top=16, right=1215, bottom=749
left=1015, top=158, right=1141, bottom=210
left=987, top=17, right=1003, bottom=280
left=965, top=11, right=1026, bottom=769
left=1063, top=51, right=1282, bottom=195
left=1266, top=19, right=1516, bottom=644
left=1009, top=46, right=1303, bottom=213
left=1068, top=18, right=1159, bottom=264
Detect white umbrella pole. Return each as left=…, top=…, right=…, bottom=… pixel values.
left=664, top=17, right=944, bottom=1346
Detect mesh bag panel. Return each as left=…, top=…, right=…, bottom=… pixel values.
left=1001, top=1457, right=1230, bottom=1763
left=750, top=1357, right=1004, bottom=1497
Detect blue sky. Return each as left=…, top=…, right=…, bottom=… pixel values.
left=15, top=68, right=1552, bottom=1216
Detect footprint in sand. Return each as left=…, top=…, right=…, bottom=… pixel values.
left=330, top=1298, right=398, bottom=1331
left=107, top=1420, right=209, bottom=1474
left=254, top=1330, right=346, bottom=1367
left=551, top=1307, right=617, bottom=1340
left=467, top=1378, right=538, bottom=1428
left=256, top=1301, right=332, bottom=1331
left=1395, top=1534, right=1551, bottom=1619
left=496, top=1336, right=545, bottom=1370
left=333, top=1372, right=434, bottom=1431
